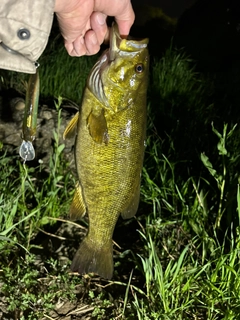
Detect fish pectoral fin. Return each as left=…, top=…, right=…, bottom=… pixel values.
left=121, top=182, right=141, bottom=219
left=63, top=111, right=79, bottom=140
left=69, top=181, right=86, bottom=220
left=87, top=108, right=109, bottom=144
left=71, top=237, right=113, bottom=279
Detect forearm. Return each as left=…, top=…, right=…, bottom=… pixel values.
left=0, top=0, right=55, bottom=73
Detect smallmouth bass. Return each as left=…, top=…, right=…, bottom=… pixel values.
left=64, top=24, right=149, bottom=279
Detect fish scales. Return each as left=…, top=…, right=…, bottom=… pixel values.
left=65, top=23, right=149, bottom=279
left=77, top=88, right=146, bottom=231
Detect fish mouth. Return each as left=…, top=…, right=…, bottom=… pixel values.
left=109, top=23, right=149, bottom=61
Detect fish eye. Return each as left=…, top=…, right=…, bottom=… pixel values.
left=135, top=63, right=144, bottom=73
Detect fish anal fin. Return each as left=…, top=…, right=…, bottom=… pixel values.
left=63, top=111, right=79, bottom=140
left=121, top=183, right=140, bottom=219
left=87, top=108, right=109, bottom=144
left=71, top=237, right=113, bottom=279
left=69, top=182, right=86, bottom=220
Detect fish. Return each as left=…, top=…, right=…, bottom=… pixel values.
left=64, top=23, right=149, bottom=279
left=19, top=69, right=40, bottom=162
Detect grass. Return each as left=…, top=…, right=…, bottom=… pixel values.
left=1, top=40, right=240, bottom=319
left=130, top=120, right=240, bottom=319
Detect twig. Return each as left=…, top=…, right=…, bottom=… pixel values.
left=38, top=228, right=66, bottom=240
left=67, top=305, right=95, bottom=315
left=46, top=216, right=87, bottom=230
left=42, top=315, right=55, bottom=320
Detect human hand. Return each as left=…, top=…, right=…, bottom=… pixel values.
left=54, top=0, right=135, bottom=56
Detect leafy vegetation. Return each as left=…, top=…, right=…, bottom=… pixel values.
left=1, top=37, right=240, bottom=319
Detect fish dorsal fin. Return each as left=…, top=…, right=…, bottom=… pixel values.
left=63, top=112, right=79, bottom=140
left=121, top=182, right=140, bottom=219
left=69, top=181, right=86, bottom=220
left=87, top=107, right=109, bottom=144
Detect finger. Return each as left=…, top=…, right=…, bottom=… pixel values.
left=103, top=27, right=110, bottom=44
left=65, top=36, right=87, bottom=56
left=90, top=12, right=108, bottom=44
left=84, top=30, right=100, bottom=55
left=94, top=0, right=135, bottom=36
left=115, top=2, right=135, bottom=37
left=115, top=16, right=135, bottom=37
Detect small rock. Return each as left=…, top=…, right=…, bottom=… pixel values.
left=15, top=100, right=25, bottom=111
left=55, top=300, right=76, bottom=315
left=45, top=309, right=59, bottom=319
left=42, top=110, right=53, bottom=120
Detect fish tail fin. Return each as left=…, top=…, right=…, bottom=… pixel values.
left=71, top=236, right=113, bottom=279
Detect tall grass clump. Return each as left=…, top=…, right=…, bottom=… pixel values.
left=130, top=113, right=240, bottom=319
left=150, top=48, right=214, bottom=169
left=147, top=46, right=240, bottom=228
left=0, top=98, right=79, bottom=319
left=38, top=44, right=97, bottom=102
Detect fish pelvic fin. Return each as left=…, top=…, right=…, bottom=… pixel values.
left=69, top=182, right=86, bottom=220
left=71, top=237, right=113, bottom=279
left=63, top=111, right=79, bottom=140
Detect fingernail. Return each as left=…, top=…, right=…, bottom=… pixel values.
left=96, top=13, right=106, bottom=25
